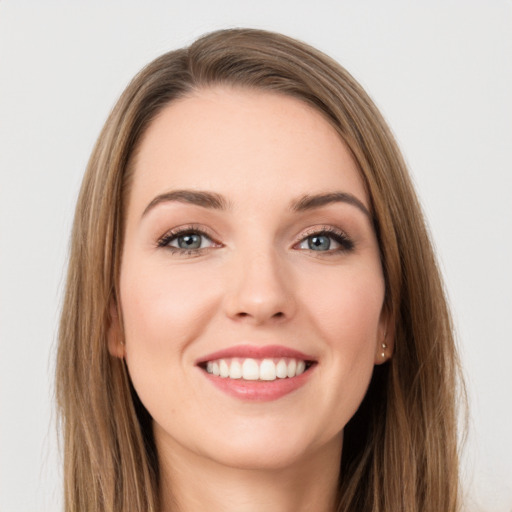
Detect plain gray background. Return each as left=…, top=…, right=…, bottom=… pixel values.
left=0, top=2, right=511, bottom=511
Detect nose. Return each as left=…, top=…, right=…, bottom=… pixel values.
left=223, top=248, right=296, bottom=325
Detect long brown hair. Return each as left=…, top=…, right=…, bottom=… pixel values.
left=56, top=28, right=464, bottom=512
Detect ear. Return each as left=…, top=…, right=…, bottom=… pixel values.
left=107, top=300, right=125, bottom=358
left=374, top=304, right=394, bottom=365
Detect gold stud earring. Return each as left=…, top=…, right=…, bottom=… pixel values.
left=381, top=342, right=387, bottom=358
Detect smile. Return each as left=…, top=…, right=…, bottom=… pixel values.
left=196, top=345, right=317, bottom=401
left=203, top=357, right=312, bottom=381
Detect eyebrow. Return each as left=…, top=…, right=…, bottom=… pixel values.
left=142, top=190, right=229, bottom=217
left=142, top=189, right=370, bottom=218
left=291, top=192, right=370, bottom=217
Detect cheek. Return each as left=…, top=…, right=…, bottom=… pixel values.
left=302, top=265, right=385, bottom=396
left=119, top=261, right=221, bottom=421
left=121, top=261, right=218, bottom=349
left=304, top=264, right=385, bottom=345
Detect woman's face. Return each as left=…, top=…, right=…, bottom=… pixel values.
left=111, top=87, right=388, bottom=471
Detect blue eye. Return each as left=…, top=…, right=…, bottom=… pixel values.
left=173, top=233, right=204, bottom=249
left=306, top=235, right=332, bottom=251
left=297, top=230, right=354, bottom=253
left=158, top=229, right=217, bottom=253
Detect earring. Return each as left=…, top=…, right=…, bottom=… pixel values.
left=381, top=342, right=387, bottom=358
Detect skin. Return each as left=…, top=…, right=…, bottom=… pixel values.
left=109, top=87, right=391, bottom=512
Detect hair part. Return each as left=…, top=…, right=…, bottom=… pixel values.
left=56, top=28, right=464, bottom=512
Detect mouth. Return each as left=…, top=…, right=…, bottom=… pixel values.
left=199, top=357, right=315, bottom=381
left=195, top=345, right=317, bottom=399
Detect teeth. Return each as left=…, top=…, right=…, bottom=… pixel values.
left=259, top=359, right=276, bottom=381
left=276, top=359, right=288, bottom=379
left=229, top=359, right=242, bottom=379
left=287, top=359, right=297, bottom=378
left=204, top=357, right=310, bottom=381
left=242, top=358, right=259, bottom=380
left=219, top=359, right=229, bottom=378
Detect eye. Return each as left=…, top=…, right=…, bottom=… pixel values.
left=157, top=227, right=219, bottom=254
left=170, top=232, right=210, bottom=250
left=296, top=229, right=354, bottom=253
left=301, top=234, right=333, bottom=251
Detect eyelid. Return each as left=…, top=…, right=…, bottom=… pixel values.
left=156, top=224, right=221, bottom=249
left=155, top=223, right=353, bottom=254
left=292, top=225, right=354, bottom=252
left=294, top=225, right=347, bottom=241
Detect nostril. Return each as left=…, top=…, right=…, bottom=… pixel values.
left=234, top=311, right=285, bottom=321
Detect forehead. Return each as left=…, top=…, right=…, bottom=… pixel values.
left=129, top=87, right=368, bottom=212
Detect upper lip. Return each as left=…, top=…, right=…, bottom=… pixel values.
left=195, top=344, right=316, bottom=365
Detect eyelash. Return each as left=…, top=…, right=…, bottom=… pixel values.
left=295, top=226, right=355, bottom=254
left=156, top=225, right=354, bottom=256
left=156, top=225, right=219, bottom=256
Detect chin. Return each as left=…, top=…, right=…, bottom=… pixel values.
left=204, top=438, right=315, bottom=471
left=195, top=420, right=342, bottom=472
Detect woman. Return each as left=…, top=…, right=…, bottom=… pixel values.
left=56, top=28, right=464, bottom=512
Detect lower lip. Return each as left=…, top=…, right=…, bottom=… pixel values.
left=200, top=366, right=315, bottom=401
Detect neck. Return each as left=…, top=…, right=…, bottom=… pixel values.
left=157, top=433, right=342, bottom=512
